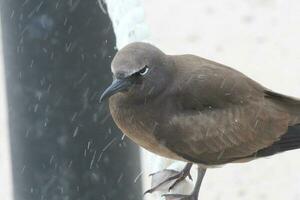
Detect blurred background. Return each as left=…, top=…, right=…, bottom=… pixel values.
left=142, top=1, right=300, bottom=200
left=1, top=0, right=300, bottom=200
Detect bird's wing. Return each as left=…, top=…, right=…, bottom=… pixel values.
left=165, top=102, right=290, bottom=165
left=160, top=55, right=293, bottom=165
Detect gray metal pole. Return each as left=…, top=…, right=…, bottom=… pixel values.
left=1, top=1, right=142, bottom=199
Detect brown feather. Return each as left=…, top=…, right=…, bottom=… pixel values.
left=108, top=43, right=300, bottom=166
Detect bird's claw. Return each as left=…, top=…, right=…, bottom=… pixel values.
left=144, top=169, right=180, bottom=194
left=168, top=169, right=193, bottom=191
left=144, top=163, right=193, bottom=194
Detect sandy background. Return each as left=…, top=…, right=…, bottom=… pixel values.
left=141, top=0, right=300, bottom=199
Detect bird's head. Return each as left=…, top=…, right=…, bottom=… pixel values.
left=100, top=42, right=172, bottom=103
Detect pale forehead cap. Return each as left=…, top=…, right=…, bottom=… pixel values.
left=111, top=42, right=165, bottom=77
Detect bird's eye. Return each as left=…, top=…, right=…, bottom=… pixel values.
left=139, top=66, right=149, bottom=76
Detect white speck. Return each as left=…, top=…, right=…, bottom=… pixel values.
left=254, top=120, right=259, bottom=128
left=117, top=173, right=124, bottom=183
left=87, top=141, right=92, bottom=150
left=220, top=78, right=226, bottom=88
left=29, top=60, right=34, bottom=68
left=21, top=165, right=26, bottom=174
left=49, top=155, right=54, bottom=164
left=71, top=112, right=78, bottom=122
left=68, top=160, right=73, bottom=168
left=134, top=171, right=143, bottom=183
left=73, top=127, right=79, bottom=137
left=97, top=138, right=117, bottom=162
left=63, top=17, right=68, bottom=26
left=90, top=150, right=97, bottom=169
left=121, top=134, right=126, bottom=140
left=34, top=104, right=38, bottom=112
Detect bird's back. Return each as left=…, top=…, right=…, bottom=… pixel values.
left=158, top=54, right=300, bottom=165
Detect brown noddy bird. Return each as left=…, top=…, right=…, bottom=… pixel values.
left=100, top=42, right=300, bottom=200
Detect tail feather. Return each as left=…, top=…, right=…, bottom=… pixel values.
left=256, top=124, right=300, bottom=157
left=265, top=90, right=300, bottom=124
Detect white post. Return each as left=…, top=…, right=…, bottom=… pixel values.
left=103, top=0, right=150, bottom=49
left=0, top=20, right=14, bottom=200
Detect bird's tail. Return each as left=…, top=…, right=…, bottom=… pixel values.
left=265, top=90, right=300, bottom=123
left=256, top=124, right=300, bottom=157
left=255, top=90, right=300, bottom=157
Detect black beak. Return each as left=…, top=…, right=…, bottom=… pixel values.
left=100, top=78, right=132, bottom=102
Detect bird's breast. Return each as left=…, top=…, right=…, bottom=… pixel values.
left=109, top=96, right=186, bottom=161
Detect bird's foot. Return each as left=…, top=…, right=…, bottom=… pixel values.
left=163, top=193, right=198, bottom=200
left=144, top=163, right=193, bottom=194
